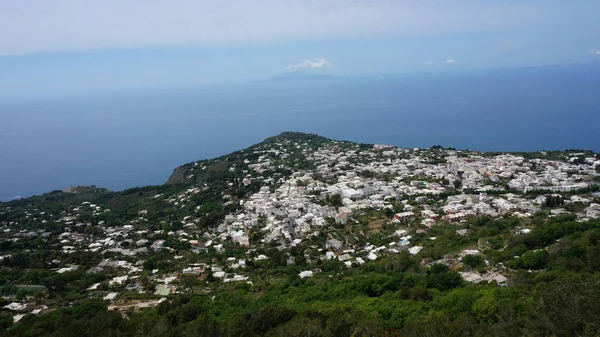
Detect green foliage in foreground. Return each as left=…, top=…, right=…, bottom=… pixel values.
left=5, top=263, right=600, bottom=337
left=3, top=217, right=600, bottom=336
left=3, top=218, right=600, bottom=336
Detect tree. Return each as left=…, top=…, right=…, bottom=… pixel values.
left=329, top=194, right=342, bottom=207
left=0, top=311, right=12, bottom=331
left=472, top=289, right=499, bottom=323
left=206, top=269, right=215, bottom=283
left=409, top=285, right=431, bottom=301
left=383, top=207, right=394, bottom=218
left=180, top=274, right=199, bottom=290
left=143, top=258, right=157, bottom=271
left=545, top=195, right=564, bottom=208
left=246, top=307, right=297, bottom=336
left=16, top=288, right=26, bottom=302
left=454, top=180, right=462, bottom=189
left=462, top=254, right=484, bottom=269
left=266, top=317, right=327, bottom=337
left=41, top=274, right=69, bottom=291
left=425, top=263, right=462, bottom=291
left=521, top=250, right=548, bottom=270
left=294, top=254, right=307, bottom=267
left=536, top=275, right=600, bottom=336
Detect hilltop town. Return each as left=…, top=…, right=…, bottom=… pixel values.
left=1, top=132, right=600, bottom=336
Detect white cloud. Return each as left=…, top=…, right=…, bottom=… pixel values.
left=423, top=61, right=435, bottom=65
left=587, top=49, right=600, bottom=55
left=284, top=58, right=331, bottom=70
left=0, top=0, right=559, bottom=55
left=445, top=59, right=458, bottom=64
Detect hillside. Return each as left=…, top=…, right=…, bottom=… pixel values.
left=1, top=132, right=600, bottom=336
left=166, top=132, right=336, bottom=185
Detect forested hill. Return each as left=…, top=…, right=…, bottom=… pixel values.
left=166, top=132, right=336, bottom=185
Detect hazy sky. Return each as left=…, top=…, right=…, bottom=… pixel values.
left=1, top=0, right=600, bottom=100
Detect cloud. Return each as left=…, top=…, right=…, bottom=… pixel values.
left=0, top=0, right=569, bottom=55
left=445, top=59, right=458, bottom=64
left=423, top=61, right=435, bottom=65
left=587, top=49, right=600, bottom=55
left=284, top=58, right=331, bottom=70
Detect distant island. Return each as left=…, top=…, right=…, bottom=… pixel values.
left=267, top=71, right=336, bottom=82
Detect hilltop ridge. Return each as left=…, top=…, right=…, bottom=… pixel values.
left=166, top=132, right=337, bottom=185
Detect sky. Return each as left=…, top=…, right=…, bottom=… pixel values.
left=1, top=0, right=600, bottom=100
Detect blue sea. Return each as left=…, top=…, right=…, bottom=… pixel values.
left=1, top=64, right=599, bottom=200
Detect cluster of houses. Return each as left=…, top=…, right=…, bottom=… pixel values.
left=207, top=140, right=599, bottom=280
left=1, top=137, right=599, bottom=320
